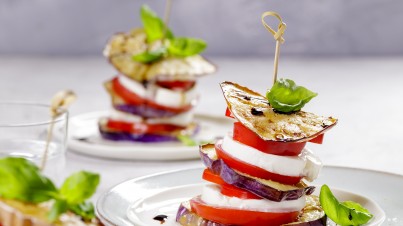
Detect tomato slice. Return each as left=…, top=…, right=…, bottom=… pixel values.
left=106, top=119, right=185, bottom=134
left=190, top=196, right=299, bottom=226
left=202, top=169, right=262, bottom=200
left=225, top=107, right=234, bottom=118
left=233, top=122, right=306, bottom=156
left=156, top=80, right=195, bottom=91
left=215, top=143, right=302, bottom=185
left=112, top=77, right=144, bottom=105
left=111, top=77, right=193, bottom=114
left=308, top=134, right=324, bottom=144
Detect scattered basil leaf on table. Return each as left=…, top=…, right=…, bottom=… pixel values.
left=168, top=37, right=207, bottom=57
left=266, top=78, right=317, bottom=113
left=0, top=157, right=100, bottom=222
left=320, top=184, right=373, bottom=225
left=0, top=157, right=57, bottom=203
left=132, top=47, right=166, bottom=63
left=177, top=135, right=213, bottom=147
left=140, top=5, right=174, bottom=43
left=177, top=135, right=198, bottom=146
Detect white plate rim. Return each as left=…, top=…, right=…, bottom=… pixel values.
left=96, top=165, right=403, bottom=226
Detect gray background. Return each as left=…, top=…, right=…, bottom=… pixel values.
left=1, top=0, right=402, bottom=56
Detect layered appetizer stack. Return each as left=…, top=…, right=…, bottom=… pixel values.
left=99, top=5, right=216, bottom=142
left=176, top=81, right=338, bottom=225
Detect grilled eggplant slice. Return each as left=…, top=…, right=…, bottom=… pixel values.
left=104, top=29, right=216, bottom=82
left=220, top=81, right=337, bottom=142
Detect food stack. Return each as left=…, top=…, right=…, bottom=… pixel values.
left=99, top=6, right=216, bottom=142
left=176, top=81, right=338, bottom=226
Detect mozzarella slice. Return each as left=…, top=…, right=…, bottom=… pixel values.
left=201, top=184, right=306, bottom=213
left=117, top=74, right=198, bottom=108
left=109, top=108, right=142, bottom=123
left=147, top=110, right=194, bottom=127
left=117, top=74, right=146, bottom=98
left=109, top=108, right=194, bottom=127
left=152, top=84, right=198, bottom=108
left=220, top=135, right=322, bottom=181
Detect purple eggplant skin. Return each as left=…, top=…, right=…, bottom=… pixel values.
left=199, top=144, right=315, bottom=202
left=114, top=104, right=190, bottom=118
left=99, top=129, right=178, bottom=142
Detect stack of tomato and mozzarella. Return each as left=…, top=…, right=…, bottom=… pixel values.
left=99, top=29, right=216, bottom=142
left=176, top=81, right=337, bottom=226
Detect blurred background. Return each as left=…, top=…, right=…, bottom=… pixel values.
left=1, top=0, right=403, bottom=57
left=1, top=0, right=403, bottom=177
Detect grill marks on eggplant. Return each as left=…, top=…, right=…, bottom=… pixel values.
left=221, top=81, right=337, bottom=142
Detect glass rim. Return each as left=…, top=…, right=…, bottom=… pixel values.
left=0, top=101, right=68, bottom=127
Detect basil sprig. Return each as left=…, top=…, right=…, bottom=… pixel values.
left=266, top=78, right=317, bottom=113
left=168, top=37, right=207, bottom=57
left=0, top=157, right=100, bottom=222
left=320, top=184, right=373, bottom=225
left=140, top=5, right=173, bottom=43
left=132, top=5, right=207, bottom=63
left=132, top=47, right=167, bottom=63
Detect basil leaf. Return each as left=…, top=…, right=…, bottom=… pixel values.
left=132, top=47, right=166, bottom=63
left=48, top=199, right=68, bottom=222
left=266, top=78, right=317, bottom=113
left=69, top=202, right=95, bottom=221
left=59, top=171, right=100, bottom=205
left=177, top=135, right=197, bottom=146
left=0, top=157, right=57, bottom=203
left=141, top=5, right=173, bottom=43
left=320, top=184, right=373, bottom=225
left=168, top=37, right=207, bottom=57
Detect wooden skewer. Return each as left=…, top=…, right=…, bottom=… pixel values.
left=40, top=90, right=76, bottom=171
left=162, top=0, right=173, bottom=39
left=261, top=11, right=286, bottom=85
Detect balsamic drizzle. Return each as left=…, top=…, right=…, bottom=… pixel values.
left=251, top=107, right=264, bottom=116
left=153, top=215, right=168, bottom=224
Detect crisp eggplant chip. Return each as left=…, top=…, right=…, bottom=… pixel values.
left=220, top=81, right=337, bottom=142
left=104, top=29, right=216, bottom=82
left=145, top=55, right=216, bottom=81
left=0, top=198, right=102, bottom=226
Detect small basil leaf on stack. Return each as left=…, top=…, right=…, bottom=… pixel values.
left=132, top=47, right=166, bottom=63
left=266, top=78, right=317, bottom=113
left=140, top=5, right=174, bottom=43
left=320, top=184, right=373, bottom=225
left=0, top=157, right=100, bottom=222
left=69, top=202, right=96, bottom=221
left=0, top=157, right=57, bottom=203
left=168, top=37, right=207, bottom=57
left=48, top=200, right=68, bottom=222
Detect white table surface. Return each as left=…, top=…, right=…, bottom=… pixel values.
left=1, top=56, right=403, bottom=201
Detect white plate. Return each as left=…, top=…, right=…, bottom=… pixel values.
left=96, top=166, right=403, bottom=226
left=65, top=111, right=232, bottom=160
left=126, top=184, right=384, bottom=226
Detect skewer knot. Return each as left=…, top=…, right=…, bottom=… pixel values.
left=261, top=11, right=286, bottom=44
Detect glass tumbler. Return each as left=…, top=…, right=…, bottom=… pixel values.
left=0, top=102, right=68, bottom=182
